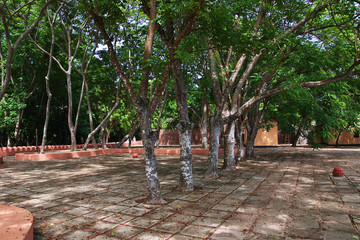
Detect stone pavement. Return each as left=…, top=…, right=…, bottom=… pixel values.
left=0, top=147, right=360, bottom=240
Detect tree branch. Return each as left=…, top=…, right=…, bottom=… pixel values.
left=85, top=5, right=139, bottom=106
left=140, top=0, right=156, bottom=100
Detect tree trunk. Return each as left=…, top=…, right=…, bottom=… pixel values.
left=245, top=128, right=257, bottom=158
left=220, top=127, right=225, bottom=149
left=222, top=120, right=236, bottom=170
left=244, top=98, right=268, bottom=159
left=40, top=12, right=56, bottom=154
left=173, top=59, right=194, bottom=191
left=335, top=131, right=342, bottom=147
left=100, top=119, right=108, bottom=149
left=66, top=72, right=77, bottom=151
left=207, top=114, right=222, bottom=177
left=83, top=98, right=120, bottom=150
left=7, top=134, right=11, bottom=147
left=74, top=79, right=85, bottom=134
left=139, top=108, right=165, bottom=204
left=177, top=122, right=194, bottom=190
left=291, top=115, right=308, bottom=147
left=116, top=122, right=139, bottom=148
left=40, top=89, right=52, bottom=154
left=84, top=79, right=97, bottom=149
left=291, top=133, right=298, bottom=147
left=200, top=91, right=209, bottom=149
left=235, top=121, right=245, bottom=164
left=14, top=108, right=24, bottom=146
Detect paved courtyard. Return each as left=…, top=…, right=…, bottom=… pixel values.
left=0, top=147, right=360, bottom=240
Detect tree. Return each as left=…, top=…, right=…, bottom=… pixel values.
left=29, top=1, right=97, bottom=151
left=82, top=0, right=203, bottom=203
left=140, top=0, right=205, bottom=191
left=0, top=0, right=53, bottom=101
left=36, top=4, right=62, bottom=154
left=200, top=0, right=360, bottom=177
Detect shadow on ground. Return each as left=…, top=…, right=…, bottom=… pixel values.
left=0, top=147, right=359, bottom=239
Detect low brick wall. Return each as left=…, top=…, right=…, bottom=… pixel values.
left=0, top=142, right=125, bottom=158
left=0, top=145, right=71, bottom=157
left=2, top=140, right=228, bottom=162
left=14, top=147, right=226, bottom=161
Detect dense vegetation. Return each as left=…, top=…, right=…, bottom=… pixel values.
left=1, top=0, right=359, bottom=202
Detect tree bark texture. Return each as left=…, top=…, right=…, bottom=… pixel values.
left=235, top=121, right=245, bottom=164
left=83, top=86, right=120, bottom=150
left=173, top=59, right=194, bottom=191
left=84, top=79, right=98, bottom=149
left=14, top=108, right=25, bottom=146
left=245, top=101, right=266, bottom=159
left=139, top=108, right=165, bottom=203
left=116, top=122, right=139, bottom=148
left=223, top=121, right=236, bottom=170
left=207, top=114, right=222, bottom=177
left=245, top=126, right=257, bottom=158
left=66, top=72, right=77, bottom=151
left=87, top=0, right=203, bottom=203
left=40, top=7, right=58, bottom=154
left=200, top=91, right=209, bottom=149
left=291, top=115, right=308, bottom=147
left=74, top=79, right=85, bottom=134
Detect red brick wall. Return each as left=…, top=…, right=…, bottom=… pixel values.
left=158, top=129, right=205, bottom=146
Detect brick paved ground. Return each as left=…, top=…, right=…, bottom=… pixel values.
left=0, top=147, right=359, bottom=240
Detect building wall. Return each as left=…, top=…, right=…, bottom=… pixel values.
left=158, top=129, right=204, bottom=146
left=327, top=131, right=360, bottom=145
left=157, top=122, right=279, bottom=147
left=253, top=123, right=278, bottom=146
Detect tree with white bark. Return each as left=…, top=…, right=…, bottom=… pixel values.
left=201, top=0, right=360, bottom=177
left=81, top=0, right=204, bottom=203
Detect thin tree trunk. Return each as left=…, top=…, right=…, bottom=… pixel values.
left=291, top=133, right=299, bottom=147
left=200, top=90, right=209, bottom=149
left=0, top=42, right=4, bottom=88
left=30, top=10, right=84, bottom=152
left=14, top=73, right=36, bottom=146
left=173, top=59, right=194, bottom=191
left=155, top=89, right=168, bottom=149
left=40, top=7, right=58, bottom=154
left=235, top=121, right=245, bottom=164
left=220, top=127, right=225, bottom=149
left=65, top=72, right=77, bottom=151
left=7, top=134, right=11, bottom=147
left=100, top=121, right=107, bottom=149
left=207, top=114, right=222, bottom=177
left=40, top=81, right=52, bottom=154
left=117, top=122, right=139, bottom=148
left=128, top=134, right=132, bottom=149
left=74, top=79, right=85, bottom=134
left=14, top=109, right=24, bottom=146
left=84, top=79, right=97, bottom=148
left=245, top=127, right=257, bottom=158
left=83, top=99, right=120, bottom=150
left=291, top=115, right=308, bottom=147
left=335, top=130, right=342, bottom=147
left=245, top=102, right=267, bottom=159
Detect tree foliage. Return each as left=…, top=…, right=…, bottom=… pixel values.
left=0, top=0, right=359, bottom=201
